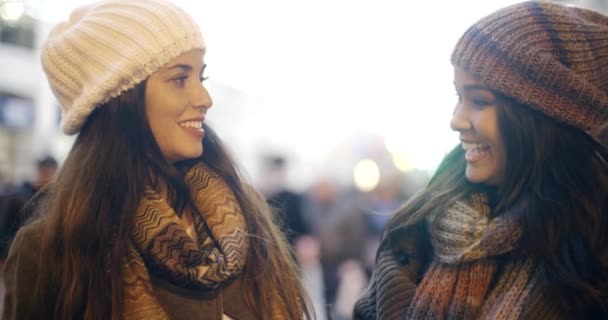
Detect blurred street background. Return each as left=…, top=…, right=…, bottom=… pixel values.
left=1, top=0, right=606, bottom=318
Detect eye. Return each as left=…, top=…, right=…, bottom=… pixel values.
left=471, top=98, right=491, bottom=109
left=172, top=76, right=188, bottom=88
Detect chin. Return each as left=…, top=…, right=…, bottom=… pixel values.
left=177, top=147, right=204, bottom=162
left=465, top=168, right=490, bottom=185
left=465, top=172, right=502, bottom=186
left=186, top=149, right=204, bottom=160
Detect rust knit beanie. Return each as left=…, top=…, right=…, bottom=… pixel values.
left=452, top=1, right=608, bottom=133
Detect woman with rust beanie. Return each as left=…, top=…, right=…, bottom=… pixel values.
left=2, top=1, right=311, bottom=319
left=355, top=1, right=608, bottom=319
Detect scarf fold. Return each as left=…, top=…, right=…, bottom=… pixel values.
left=406, top=193, right=543, bottom=320
left=122, top=162, right=250, bottom=319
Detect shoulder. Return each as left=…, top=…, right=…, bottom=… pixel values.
left=354, top=242, right=419, bottom=320
left=5, top=220, right=44, bottom=260
left=2, top=220, right=46, bottom=319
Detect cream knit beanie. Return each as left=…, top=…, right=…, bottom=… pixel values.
left=41, top=0, right=205, bottom=135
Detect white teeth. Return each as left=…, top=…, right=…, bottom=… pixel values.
left=462, top=142, right=489, bottom=152
left=178, top=121, right=202, bottom=129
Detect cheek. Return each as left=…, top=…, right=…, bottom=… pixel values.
left=147, top=108, right=172, bottom=140
left=146, top=101, right=185, bottom=152
left=150, top=120, right=172, bottom=153
left=147, top=94, right=186, bottom=128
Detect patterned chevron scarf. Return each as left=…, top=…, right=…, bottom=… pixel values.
left=406, top=193, right=545, bottom=319
left=121, top=162, right=249, bottom=319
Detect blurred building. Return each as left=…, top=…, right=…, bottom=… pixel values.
left=0, top=1, right=60, bottom=186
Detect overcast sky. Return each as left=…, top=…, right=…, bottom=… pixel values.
left=25, top=0, right=522, bottom=185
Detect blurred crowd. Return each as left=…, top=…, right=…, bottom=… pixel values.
left=259, top=154, right=429, bottom=319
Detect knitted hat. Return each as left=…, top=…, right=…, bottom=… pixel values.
left=41, top=0, right=205, bottom=135
left=451, top=1, right=608, bottom=133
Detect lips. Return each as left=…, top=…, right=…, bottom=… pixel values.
left=462, top=142, right=490, bottom=163
left=178, top=120, right=203, bottom=129
left=461, top=142, right=489, bottom=152
left=178, top=119, right=204, bottom=139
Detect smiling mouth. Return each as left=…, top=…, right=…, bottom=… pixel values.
left=177, top=120, right=205, bottom=140
left=178, top=120, right=203, bottom=130
left=462, top=142, right=490, bottom=162
left=462, top=142, right=489, bottom=152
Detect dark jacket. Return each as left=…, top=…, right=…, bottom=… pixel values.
left=268, top=189, right=309, bottom=245
left=0, top=183, right=39, bottom=259
left=2, top=221, right=258, bottom=320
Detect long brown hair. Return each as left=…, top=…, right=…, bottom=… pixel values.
left=386, top=95, right=608, bottom=316
left=30, top=83, right=312, bottom=319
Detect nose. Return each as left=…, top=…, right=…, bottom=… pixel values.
left=450, top=103, right=471, bottom=132
left=193, top=82, right=213, bottom=111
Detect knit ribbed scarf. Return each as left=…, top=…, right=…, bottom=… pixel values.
left=406, top=193, right=544, bottom=319
left=120, top=162, right=250, bottom=319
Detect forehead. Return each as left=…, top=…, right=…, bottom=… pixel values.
left=160, top=49, right=205, bottom=71
left=454, top=67, right=481, bottom=86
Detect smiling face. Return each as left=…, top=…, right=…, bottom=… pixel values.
left=451, top=67, right=506, bottom=186
left=145, top=49, right=212, bottom=164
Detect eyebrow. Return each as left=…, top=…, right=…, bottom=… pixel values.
left=463, top=84, right=492, bottom=92
left=167, top=64, right=193, bottom=72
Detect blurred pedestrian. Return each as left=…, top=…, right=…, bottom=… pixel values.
left=262, top=155, right=310, bottom=245
left=0, top=156, right=57, bottom=263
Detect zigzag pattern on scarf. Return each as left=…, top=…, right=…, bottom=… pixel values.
left=219, top=228, right=248, bottom=270
left=186, top=163, right=249, bottom=274
left=192, top=213, right=212, bottom=247
left=148, top=224, right=210, bottom=285
left=132, top=188, right=181, bottom=248
left=123, top=246, right=169, bottom=319
left=123, top=161, right=250, bottom=319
